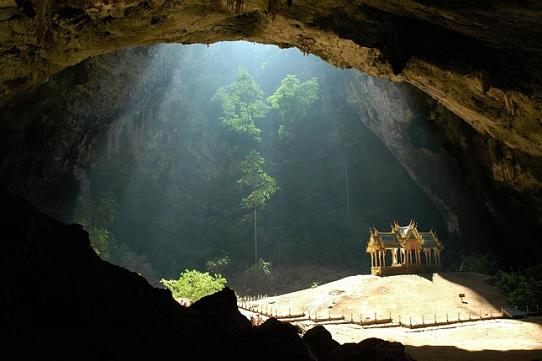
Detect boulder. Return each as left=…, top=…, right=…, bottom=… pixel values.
left=303, top=325, right=340, bottom=360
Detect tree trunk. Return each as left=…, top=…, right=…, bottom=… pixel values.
left=343, top=148, right=350, bottom=219
left=254, top=207, right=258, bottom=265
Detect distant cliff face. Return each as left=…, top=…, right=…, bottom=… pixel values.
left=346, top=73, right=542, bottom=264
left=0, top=47, right=165, bottom=220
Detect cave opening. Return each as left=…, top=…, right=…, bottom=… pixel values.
left=67, top=41, right=451, bottom=294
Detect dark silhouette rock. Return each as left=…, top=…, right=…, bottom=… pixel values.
left=303, top=325, right=340, bottom=360
left=328, top=338, right=415, bottom=361
left=244, top=318, right=315, bottom=361
left=190, top=287, right=252, bottom=336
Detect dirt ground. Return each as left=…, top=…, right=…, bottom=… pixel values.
left=243, top=272, right=542, bottom=360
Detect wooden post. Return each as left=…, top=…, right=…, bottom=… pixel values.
left=374, top=312, right=377, bottom=321
left=422, top=314, right=424, bottom=325
left=446, top=313, right=449, bottom=323
left=458, top=312, right=460, bottom=321
left=409, top=316, right=412, bottom=327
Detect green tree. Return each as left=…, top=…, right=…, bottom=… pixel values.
left=238, top=150, right=279, bottom=265
left=212, top=67, right=268, bottom=141
left=160, top=269, right=227, bottom=301
left=267, top=74, right=319, bottom=140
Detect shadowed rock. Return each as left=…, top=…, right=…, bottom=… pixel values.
left=328, top=337, right=415, bottom=361
left=303, top=325, right=340, bottom=360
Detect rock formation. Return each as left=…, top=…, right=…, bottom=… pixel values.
left=1, top=0, right=541, bottom=157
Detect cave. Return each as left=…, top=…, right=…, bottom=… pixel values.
left=2, top=1, right=542, bottom=360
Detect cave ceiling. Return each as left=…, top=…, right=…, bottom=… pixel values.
left=1, top=0, right=541, bottom=155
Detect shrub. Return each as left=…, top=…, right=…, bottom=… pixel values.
left=234, top=258, right=276, bottom=295
left=496, top=268, right=542, bottom=310
left=160, top=269, right=227, bottom=301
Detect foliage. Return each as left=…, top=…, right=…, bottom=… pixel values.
left=267, top=75, right=319, bottom=140
left=206, top=254, right=232, bottom=276
left=160, top=269, right=227, bottom=301
left=238, top=150, right=279, bottom=210
left=233, top=259, right=276, bottom=295
left=496, top=265, right=542, bottom=309
left=212, top=67, right=268, bottom=140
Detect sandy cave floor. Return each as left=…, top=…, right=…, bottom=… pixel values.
left=239, top=273, right=542, bottom=361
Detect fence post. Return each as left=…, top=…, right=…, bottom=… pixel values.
left=398, top=314, right=401, bottom=325
left=458, top=312, right=460, bottom=321
left=374, top=312, right=377, bottom=321
left=446, top=313, right=449, bottom=323
left=422, top=314, right=424, bottom=325
left=409, top=316, right=412, bottom=327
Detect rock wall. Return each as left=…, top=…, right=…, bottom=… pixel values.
left=346, top=73, right=542, bottom=265
left=0, top=46, right=168, bottom=220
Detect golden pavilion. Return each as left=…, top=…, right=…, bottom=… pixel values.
left=366, top=220, right=443, bottom=276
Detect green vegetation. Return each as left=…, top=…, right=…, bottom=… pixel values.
left=496, top=265, right=542, bottom=310
left=213, top=67, right=268, bottom=141
left=75, top=43, right=448, bottom=295
left=238, top=150, right=279, bottom=264
left=160, top=269, right=227, bottom=301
